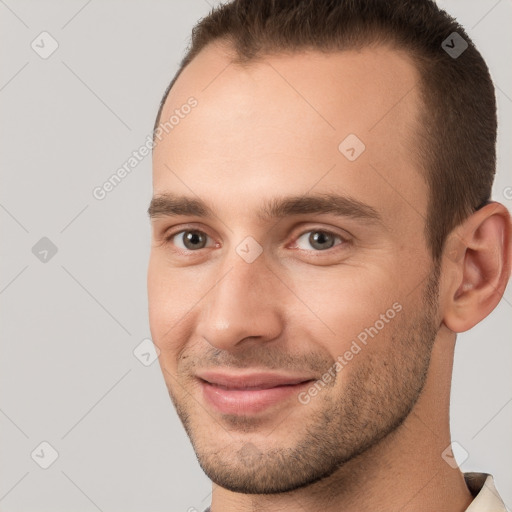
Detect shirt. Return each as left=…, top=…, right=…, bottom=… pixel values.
left=202, top=472, right=507, bottom=512
left=464, top=473, right=507, bottom=512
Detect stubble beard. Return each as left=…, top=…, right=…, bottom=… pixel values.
left=167, top=266, right=441, bottom=494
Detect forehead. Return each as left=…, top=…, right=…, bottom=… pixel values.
left=153, top=43, right=427, bottom=231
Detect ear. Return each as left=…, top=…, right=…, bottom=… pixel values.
left=441, top=202, right=512, bottom=333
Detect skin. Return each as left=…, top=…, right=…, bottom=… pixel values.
left=147, top=42, right=511, bottom=512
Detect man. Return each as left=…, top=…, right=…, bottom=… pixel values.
left=147, top=0, right=511, bottom=510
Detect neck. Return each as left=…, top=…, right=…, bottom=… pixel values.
left=210, top=329, right=474, bottom=512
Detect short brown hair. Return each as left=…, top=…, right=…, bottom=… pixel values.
left=154, top=0, right=497, bottom=261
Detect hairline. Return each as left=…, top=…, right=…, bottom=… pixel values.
left=153, top=37, right=422, bottom=136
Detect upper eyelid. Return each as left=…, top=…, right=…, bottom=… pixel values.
left=163, top=224, right=346, bottom=238
left=158, top=215, right=354, bottom=236
left=295, top=227, right=348, bottom=240
left=163, top=223, right=214, bottom=239
left=290, top=224, right=351, bottom=243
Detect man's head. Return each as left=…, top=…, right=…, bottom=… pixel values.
left=147, top=0, right=510, bottom=498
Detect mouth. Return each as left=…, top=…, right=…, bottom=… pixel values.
left=196, top=371, right=316, bottom=415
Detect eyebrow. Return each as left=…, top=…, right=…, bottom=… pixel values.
left=147, top=192, right=382, bottom=224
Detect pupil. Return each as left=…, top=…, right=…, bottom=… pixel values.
left=310, top=231, right=333, bottom=250
left=185, top=231, right=204, bottom=249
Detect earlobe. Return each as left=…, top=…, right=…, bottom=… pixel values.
left=442, top=202, right=511, bottom=333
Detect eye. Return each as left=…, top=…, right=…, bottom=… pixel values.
left=168, top=229, right=215, bottom=251
left=294, top=230, right=345, bottom=251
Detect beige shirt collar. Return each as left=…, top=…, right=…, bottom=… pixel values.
left=464, top=473, right=508, bottom=512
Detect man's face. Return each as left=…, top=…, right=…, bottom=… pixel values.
left=148, top=44, right=440, bottom=493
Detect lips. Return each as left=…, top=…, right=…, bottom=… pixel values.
left=196, top=370, right=316, bottom=415
left=198, top=371, right=315, bottom=389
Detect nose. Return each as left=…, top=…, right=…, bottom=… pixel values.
left=196, top=252, right=284, bottom=351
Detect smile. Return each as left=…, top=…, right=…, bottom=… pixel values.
left=196, top=371, right=316, bottom=415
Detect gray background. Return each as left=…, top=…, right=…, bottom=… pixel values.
left=0, top=0, right=510, bottom=511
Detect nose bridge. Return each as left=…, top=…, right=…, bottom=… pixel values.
left=212, top=250, right=274, bottom=319
left=227, top=247, right=265, bottom=295
left=198, top=247, right=283, bottom=349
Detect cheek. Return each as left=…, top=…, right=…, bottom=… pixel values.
left=147, top=256, right=199, bottom=356
left=147, top=257, right=169, bottom=334
left=293, top=266, right=401, bottom=346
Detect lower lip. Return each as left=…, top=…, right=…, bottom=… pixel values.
left=200, top=380, right=313, bottom=415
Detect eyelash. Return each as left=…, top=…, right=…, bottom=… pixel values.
left=162, top=226, right=349, bottom=254
left=292, top=230, right=347, bottom=253
left=163, top=228, right=217, bottom=253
